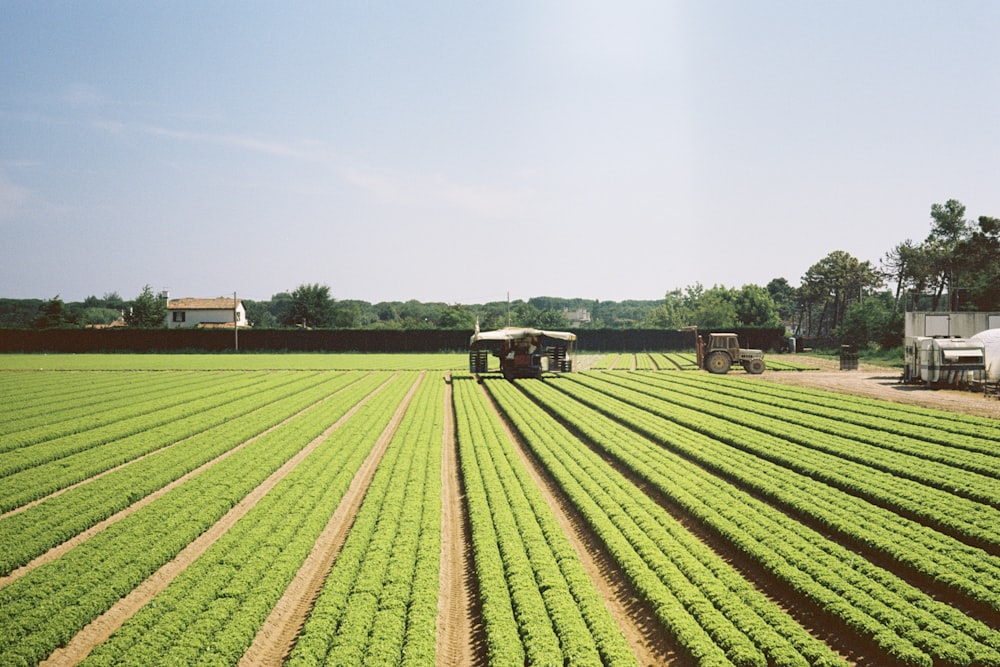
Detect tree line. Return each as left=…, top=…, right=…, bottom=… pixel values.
left=0, top=286, right=659, bottom=332
left=4, top=199, right=997, bottom=351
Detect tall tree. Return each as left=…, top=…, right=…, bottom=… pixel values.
left=765, top=278, right=797, bottom=322
left=475, top=307, right=505, bottom=331
left=957, top=215, right=1000, bottom=310
left=34, top=296, right=75, bottom=329
left=925, top=199, right=972, bottom=310
left=880, top=239, right=928, bottom=312
left=124, top=285, right=167, bottom=328
left=690, top=285, right=738, bottom=328
left=267, top=292, right=294, bottom=327
left=102, top=292, right=125, bottom=311
left=438, top=304, right=475, bottom=329
left=533, top=308, right=570, bottom=330
left=645, top=289, right=687, bottom=328
left=838, top=292, right=900, bottom=350
left=330, top=301, right=362, bottom=328
left=734, top=285, right=781, bottom=327
left=284, top=283, right=335, bottom=328
left=801, top=251, right=882, bottom=337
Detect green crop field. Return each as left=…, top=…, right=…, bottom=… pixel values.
left=1, top=354, right=998, bottom=666
left=0, top=352, right=468, bottom=371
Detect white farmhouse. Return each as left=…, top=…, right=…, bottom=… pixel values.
left=166, top=297, right=248, bottom=329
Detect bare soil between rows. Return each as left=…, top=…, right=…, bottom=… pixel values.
left=23, top=360, right=998, bottom=666
left=436, top=375, right=482, bottom=667
left=479, top=381, right=680, bottom=666
left=38, top=373, right=414, bottom=666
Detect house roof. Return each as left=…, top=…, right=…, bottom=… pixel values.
left=168, top=298, right=242, bottom=310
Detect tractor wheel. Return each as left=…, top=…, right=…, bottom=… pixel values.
left=705, top=351, right=731, bottom=374
left=747, top=358, right=765, bottom=374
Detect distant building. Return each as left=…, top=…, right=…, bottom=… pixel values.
left=563, top=308, right=591, bottom=326
left=904, top=311, right=1000, bottom=339
left=166, top=297, right=247, bottom=329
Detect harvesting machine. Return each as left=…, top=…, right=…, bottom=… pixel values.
left=469, top=325, right=576, bottom=380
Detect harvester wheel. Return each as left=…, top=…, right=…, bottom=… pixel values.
left=747, top=358, right=765, bottom=374
left=705, top=351, right=731, bottom=374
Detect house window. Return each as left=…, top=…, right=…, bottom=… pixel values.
left=172, top=311, right=186, bottom=323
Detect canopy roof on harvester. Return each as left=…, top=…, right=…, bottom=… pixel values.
left=469, top=326, right=577, bottom=346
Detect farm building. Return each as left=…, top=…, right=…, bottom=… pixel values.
left=563, top=308, right=591, bottom=326
left=904, top=311, right=1000, bottom=338
left=165, top=297, right=247, bottom=329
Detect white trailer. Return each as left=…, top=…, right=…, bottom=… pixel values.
left=903, top=336, right=985, bottom=386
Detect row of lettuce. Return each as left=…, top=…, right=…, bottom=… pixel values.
left=1, top=371, right=444, bottom=665
left=0, top=350, right=818, bottom=374
left=0, top=353, right=467, bottom=371
left=285, top=373, right=442, bottom=666
left=471, top=376, right=845, bottom=666
left=1, top=372, right=376, bottom=573
left=454, top=376, right=636, bottom=665
left=500, top=372, right=1000, bottom=666
left=452, top=366, right=1000, bottom=666
left=2, top=365, right=999, bottom=665
left=567, top=373, right=1000, bottom=600
left=589, top=352, right=817, bottom=371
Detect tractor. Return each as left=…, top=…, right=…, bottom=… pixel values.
left=696, top=332, right=766, bottom=374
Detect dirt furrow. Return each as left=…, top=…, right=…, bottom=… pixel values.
left=436, top=374, right=483, bottom=666
left=479, top=381, right=678, bottom=666
left=543, top=407, right=875, bottom=666
left=0, top=373, right=377, bottom=590
left=240, top=372, right=424, bottom=666
left=40, top=373, right=399, bottom=666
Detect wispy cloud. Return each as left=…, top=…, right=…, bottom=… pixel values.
left=340, top=163, right=531, bottom=220
left=139, top=125, right=326, bottom=161
left=2, top=159, right=42, bottom=170
left=63, top=83, right=106, bottom=109
left=0, top=174, right=31, bottom=223
left=0, top=173, right=77, bottom=226
left=63, top=82, right=158, bottom=113
left=88, top=116, right=529, bottom=219
left=86, top=115, right=327, bottom=163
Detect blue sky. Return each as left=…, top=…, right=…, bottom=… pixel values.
left=2, top=1, right=998, bottom=305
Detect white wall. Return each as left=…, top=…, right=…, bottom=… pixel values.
left=167, top=304, right=247, bottom=328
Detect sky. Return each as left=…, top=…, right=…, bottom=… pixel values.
left=2, top=1, right=999, bottom=305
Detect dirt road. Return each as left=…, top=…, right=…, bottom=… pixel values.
left=749, top=356, right=1000, bottom=420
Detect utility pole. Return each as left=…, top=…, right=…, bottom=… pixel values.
left=234, top=291, right=239, bottom=352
